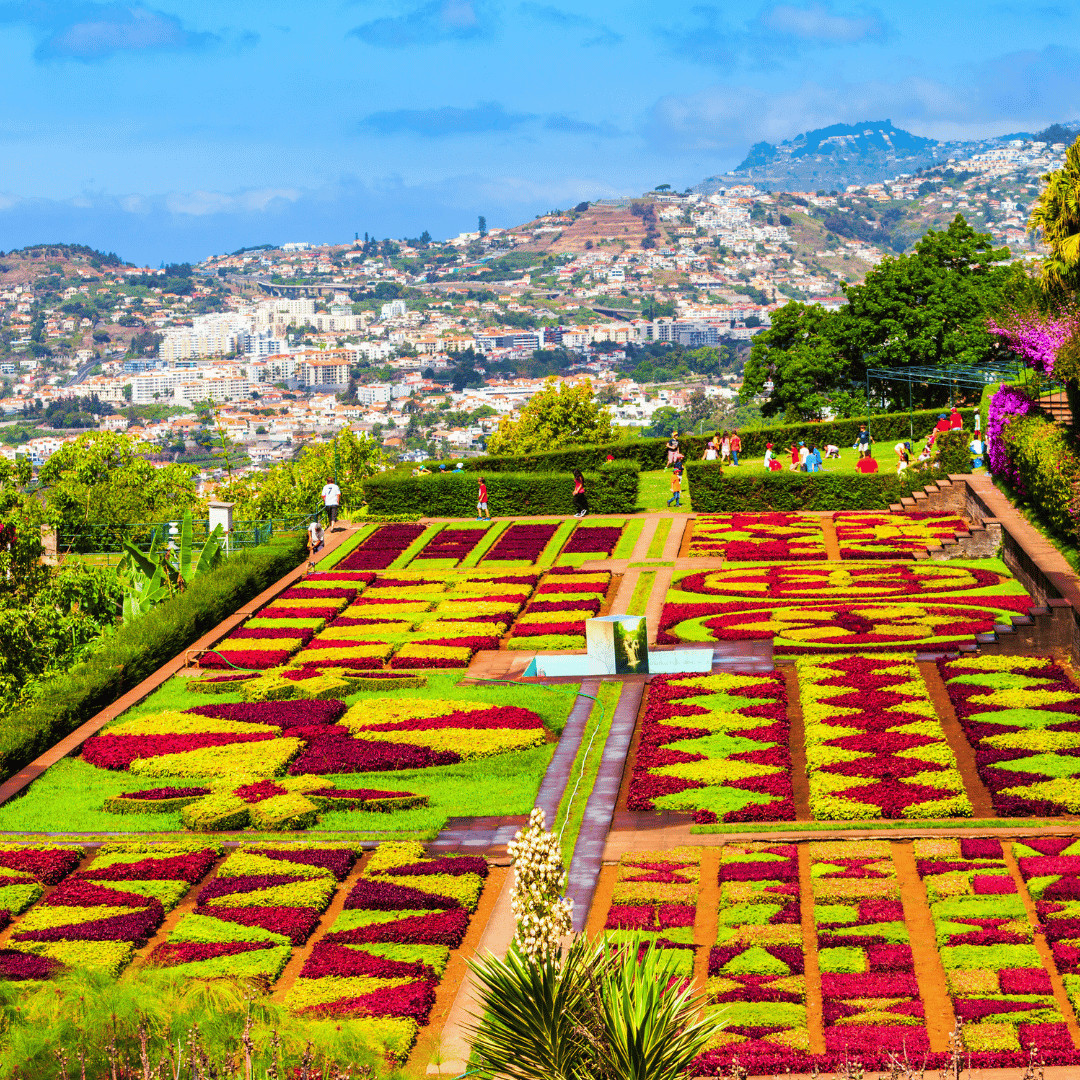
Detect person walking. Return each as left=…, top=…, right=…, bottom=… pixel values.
left=477, top=475, right=490, bottom=520
left=730, top=430, right=741, bottom=465
left=720, top=431, right=731, bottom=464
left=666, top=432, right=681, bottom=469
left=572, top=469, right=589, bottom=518
left=320, top=477, right=341, bottom=531
left=667, top=465, right=683, bottom=507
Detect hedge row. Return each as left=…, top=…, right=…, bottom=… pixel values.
left=1001, top=412, right=1080, bottom=543
left=362, top=462, right=639, bottom=517
left=686, top=461, right=936, bottom=512
left=429, top=407, right=978, bottom=473
left=0, top=533, right=307, bottom=782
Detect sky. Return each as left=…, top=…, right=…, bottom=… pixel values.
left=0, top=0, right=1077, bottom=265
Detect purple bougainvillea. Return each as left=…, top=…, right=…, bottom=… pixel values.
left=986, top=383, right=1034, bottom=485
left=988, top=313, right=1078, bottom=378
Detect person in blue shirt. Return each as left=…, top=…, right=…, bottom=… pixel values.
left=809, top=444, right=823, bottom=472
left=969, top=436, right=985, bottom=469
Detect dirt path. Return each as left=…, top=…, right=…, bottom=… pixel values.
left=797, top=843, right=826, bottom=1055
left=780, top=663, right=813, bottom=821
left=890, top=841, right=956, bottom=1052
left=820, top=514, right=841, bottom=561
left=691, top=847, right=720, bottom=997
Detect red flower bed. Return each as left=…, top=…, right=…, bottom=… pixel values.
left=199, top=874, right=310, bottom=902
left=327, top=909, right=470, bottom=948
left=526, top=599, right=601, bottom=615
left=254, top=847, right=357, bottom=880
left=563, top=527, right=622, bottom=555
left=0, top=950, right=62, bottom=979
left=289, top=738, right=461, bottom=774
left=336, top=525, right=427, bottom=571
left=0, top=849, right=83, bottom=885
left=362, top=707, right=541, bottom=733
left=82, top=732, right=277, bottom=770
left=344, top=878, right=462, bottom=911
left=482, top=523, right=558, bottom=562
left=73, top=851, right=217, bottom=884
left=254, top=605, right=341, bottom=620
left=409, top=636, right=500, bottom=650
left=278, top=588, right=358, bottom=600
left=230, top=627, right=315, bottom=644
left=510, top=621, right=586, bottom=637
left=298, top=980, right=438, bottom=1023
left=194, top=905, right=319, bottom=946
left=536, top=579, right=608, bottom=594
left=306, top=572, right=375, bottom=583
left=301, top=940, right=432, bottom=980
left=14, top=906, right=165, bottom=943
left=146, top=941, right=278, bottom=967
left=187, top=700, right=346, bottom=726
left=234, top=781, right=289, bottom=803
left=383, top=855, right=488, bottom=878
left=198, top=649, right=293, bottom=670
left=116, top=786, right=211, bottom=802
left=412, top=528, right=487, bottom=564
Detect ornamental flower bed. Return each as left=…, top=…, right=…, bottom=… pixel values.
left=694, top=842, right=807, bottom=1076
left=627, top=671, right=794, bottom=823
left=481, top=523, right=558, bottom=563
left=337, top=525, right=428, bottom=571
left=510, top=570, right=610, bottom=641
left=1012, top=837, right=1080, bottom=1025
left=915, top=837, right=1077, bottom=1064
left=809, top=840, right=929, bottom=1064
left=688, top=514, right=828, bottom=561
left=411, top=527, right=489, bottom=565
left=834, top=513, right=970, bottom=559
left=2, top=843, right=217, bottom=979
left=937, top=655, right=1080, bottom=816
left=0, top=847, right=85, bottom=963
left=153, top=845, right=356, bottom=981
left=798, top=655, right=971, bottom=820
left=670, top=562, right=1015, bottom=602
left=604, top=847, right=700, bottom=976
left=284, top=841, right=488, bottom=1063
left=562, top=525, right=624, bottom=556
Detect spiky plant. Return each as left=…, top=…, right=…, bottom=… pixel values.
left=1029, top=137, right=1080, bottom=293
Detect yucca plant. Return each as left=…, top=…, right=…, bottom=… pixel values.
left=466, top=934, right=723, bottom=1080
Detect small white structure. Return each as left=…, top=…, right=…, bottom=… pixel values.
left=586, top=615, right=650, bottom=675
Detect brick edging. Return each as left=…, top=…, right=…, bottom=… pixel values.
left=0, top=526, right=360, bottom=810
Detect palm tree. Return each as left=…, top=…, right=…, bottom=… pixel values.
left=466, top=935, right=724, bottom=1080
left=1028, top=137, right=1080, bottom=292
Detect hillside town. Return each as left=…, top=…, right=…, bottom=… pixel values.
left=0, top=131, right=1066, bottom=481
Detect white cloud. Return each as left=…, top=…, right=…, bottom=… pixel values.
left=761, top=4, right=878, bottom=41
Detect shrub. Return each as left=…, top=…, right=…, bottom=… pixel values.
left=0, top=534, right=306, bottom=784
left=423, top=407, right=977, bottom=473
left=362, top=463, right=639, bottom=517
left=248, top=793, right=320, bottom=831
left=1000, top=412, right=1080, bottom=543
left=181, top=794, right=251, bottom=832
left=686, top=462, right=933, bottom=512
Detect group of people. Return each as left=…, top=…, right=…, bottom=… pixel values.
left=665, top=430, right=742, bottom=468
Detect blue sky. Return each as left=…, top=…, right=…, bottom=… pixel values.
left=0, top=0, right=1076, bottom=264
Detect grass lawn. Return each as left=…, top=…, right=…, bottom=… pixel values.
left=0, top=672, right=580, bottom=839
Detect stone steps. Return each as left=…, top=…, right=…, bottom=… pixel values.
left=954, top=600, right=1073, bottom=657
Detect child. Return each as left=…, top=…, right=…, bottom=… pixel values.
left=730, top=431, right=741, bottom=465
left=824, top=444, right=840, bottom=459
left=720, top=431, right=731, bottom=464
left=477, top=475, right=490, bottom=520
left=667, top=465, right=683, bottom=507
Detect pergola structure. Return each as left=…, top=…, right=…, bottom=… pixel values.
left=864, top=361, right=1024, bottom=440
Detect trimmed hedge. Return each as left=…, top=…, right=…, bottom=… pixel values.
left=427, top=407, right=978, bottom=473
left=0, top=533, right=307, bottom=783
left=686, top=462, right=934, bottom=511
left=362, top=462, right=640, bottom=516
left=1001, top=412, right=1080, bottom=543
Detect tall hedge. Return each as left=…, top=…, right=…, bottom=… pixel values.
left=0, top=533, right=307, bottom=782
left=363, top=462, right=639, bottom=517
left=430, top=407, right=977, bottom=474
left=1001, top=412, right=1080, bottom=543
left=686, top=462, right=935, bottom=512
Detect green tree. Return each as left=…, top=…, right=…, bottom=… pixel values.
left=1028, top=137, right=1080, bottom=292
left=37, top=431, right=199, bottom=540
left=213, top=428, right=385, bottom=518
left=487, top=377, right=615, bottom=454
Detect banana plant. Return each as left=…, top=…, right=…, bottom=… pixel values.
left=115, top=511, right=225, bottom=624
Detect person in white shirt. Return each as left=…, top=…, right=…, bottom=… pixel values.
left=320, top=478, right=342, bottom=530
left=797, top=443, right=809, bottom=470
left=306, top=520, right=325, bottom=565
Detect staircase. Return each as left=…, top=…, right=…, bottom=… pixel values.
left=1038, top=389, right=1073, bottom=427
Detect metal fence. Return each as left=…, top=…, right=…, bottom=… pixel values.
left=59, top=514, right=314, bottom=555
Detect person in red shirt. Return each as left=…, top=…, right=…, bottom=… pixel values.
left=789, top=444, right=799, bottom=471
left=477, top=476, right=490, bottom=520
left=855, top=453, right=879, bottom=473
left=949, top=408, right=963, bottom=430
left=572, top=470, right=588, bottom=518
left=934, top=413, right=951, bottom=434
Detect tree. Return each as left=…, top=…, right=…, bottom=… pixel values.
left=121, top=384, right=132, bottom=401
left=1028, top=137, right=1080, bottom=292
left=742, top=302, right=847, bottom=420
left=478, top=215, right=488, bottom=238
left=486, top=377, right=615, bottom=454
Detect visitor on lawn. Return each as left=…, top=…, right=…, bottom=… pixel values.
left=855, top=450, right=879, bottom=473
left=789, top=444, right=800, bottom=471
left=970, top=436, right=985, bottom=469
left=949, top=407, right=963, bottom=429
left=824, top=443, right=840, bottom=459
left=808, top=444, right=822, bottom=472
left=572, top=469, right=589, bottom=518
left=667, top=465, right=683, bottom=507
left=666, top=432, right=682, bottom=468
left=797, top=442, right=809, bottom=470
left=764, top=442, right=778, bottom=470
left=895, top=441, right=910, bottom=474
left=476, top=475, right=490, bottom=520
left=934, top=413, right=951, bottom=435
left=720, top=431, right=731, bottom=463
left=320, top=477, right=341, bottom=530
left=703, top=437, right=718, bottom=461
left=854, top=424, right=872, bottom=454
left=730, top=431, right=741, bottom=465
